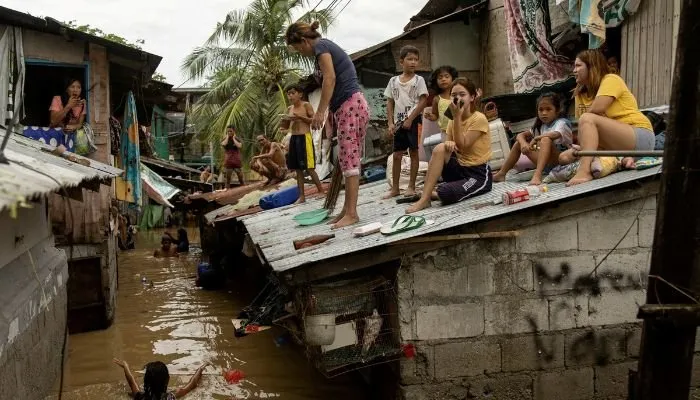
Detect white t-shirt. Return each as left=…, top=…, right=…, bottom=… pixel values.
left=537, top=118, right=573, bottom=148
left=384, top=75, right=428, bottom=123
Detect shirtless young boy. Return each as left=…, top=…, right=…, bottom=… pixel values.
left=154, top=235, right=178, bottom=258
left=282, top=84, right=324, bottom=203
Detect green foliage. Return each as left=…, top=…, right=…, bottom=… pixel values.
left=151, top=72, right=168, bottom=82
left=181, top=0, right=336, bottom=165
left=64, top=20, right=145, bottom=49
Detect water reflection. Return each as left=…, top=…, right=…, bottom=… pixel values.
left=49, top=227, right=365, bottom=399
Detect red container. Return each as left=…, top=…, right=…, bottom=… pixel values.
left=503, top=188, right=530, bottom=205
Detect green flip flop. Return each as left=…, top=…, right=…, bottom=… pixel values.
left=380, top=215, right=427, bottom=236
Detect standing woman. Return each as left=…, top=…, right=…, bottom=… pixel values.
left=285, top=21, right=370, bottom=229
left=566, top=49, right=654, bottom=186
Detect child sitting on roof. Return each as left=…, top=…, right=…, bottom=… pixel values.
left=493, top=92, right=573, bottom=185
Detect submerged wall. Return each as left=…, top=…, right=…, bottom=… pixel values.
left=397, top=195, right=660, bottom=400
left=0, top=200, right=68, bottom=400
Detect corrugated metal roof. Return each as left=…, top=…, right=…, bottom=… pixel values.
left=242, top=167, right=661, bottom=273
left=141, top=156, right=201, bottom=176
left=0, top=131, right=121, bottom=212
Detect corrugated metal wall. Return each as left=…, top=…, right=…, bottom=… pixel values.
left=621, top=0, right=680, bottom=108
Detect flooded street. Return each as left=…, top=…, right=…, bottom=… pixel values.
left=52, top=227, right=366, bottom=399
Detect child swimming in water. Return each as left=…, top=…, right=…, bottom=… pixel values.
left=113, top=358, right=210, bottom=399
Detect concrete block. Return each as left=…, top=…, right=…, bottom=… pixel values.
left=641, top=195, right=657, bottom=211
left=400, top=344, right=433, bottom=385
left=534, top=368, right=594, bottom=400
left=516, top=218, right=578, bottom=254
left=595, top=362, right=637, bottom=398
left=549, top=296, right=589, bottom=330
left=494, top=259, right=534, bottom=294
left=577, top=212, right=639, bottom=250
left=588, top=290, right=646, bottom=327
left=502, top=334, right=565, bottom=372
left=0, top=349, right=17, bottom=398
left=594, top=249, right=650, bottom=290
left=434, top=340, right=501, bottom=379
left=534, top=254, right=595, bottom=294
left=627, top=325, right=642, bottom=358
left=565, top=328, right=628, bottom=367
left=414, top=266, right=470, bottom=298
left=485, top=297, right=548, bottom=335
left=468, top=262, right=495, bottom=296
left=465, top=374, right=534, bottom=399
left=692, top=354, right=700, bottom=387
left=398, top=267, right=416, bottom=342
left=416, top=303, right=484, bottom=340
left=400, top=383, right=468, bottom=400
left=637, top=213, right=656, bottom=248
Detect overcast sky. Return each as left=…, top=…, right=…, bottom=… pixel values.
left=3, top=0, right=426, bottom=87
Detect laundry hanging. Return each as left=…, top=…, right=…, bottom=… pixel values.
left=116, top=91, right=142, bottom=205
left=504, top=0, right=573, bottom=93
left=567, top=0, right=642, bottom=49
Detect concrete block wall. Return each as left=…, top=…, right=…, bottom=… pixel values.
left=0, top=237, right=68, bottom=400
left=398, top=195, right=658, bottom=400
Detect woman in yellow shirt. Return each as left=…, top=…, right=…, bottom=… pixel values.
left=406, top=78, right=492, bottom=214
left=566, top=49, right=654, bottom=186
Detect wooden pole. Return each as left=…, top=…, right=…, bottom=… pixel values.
left=635, top=1, right=700, bottom=399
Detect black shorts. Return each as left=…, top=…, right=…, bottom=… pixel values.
left=436, top=155, right=492, bottom=205
left=393, top=116, right=421, bottom=152
left=286, top=133, right=316, bottom=170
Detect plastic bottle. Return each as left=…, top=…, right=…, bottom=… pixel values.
left=526, top=185, right=548, bottom=197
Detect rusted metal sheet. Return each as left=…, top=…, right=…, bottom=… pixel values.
left=0, top=130, right=121, bottom=212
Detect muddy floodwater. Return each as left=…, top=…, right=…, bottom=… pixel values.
left=50, top=227, right=366, bottom=399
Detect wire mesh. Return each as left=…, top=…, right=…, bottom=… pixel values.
left=298, top=276, right=402, bottom=376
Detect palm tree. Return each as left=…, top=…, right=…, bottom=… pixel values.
left=182, top=0, right=335, bottom=164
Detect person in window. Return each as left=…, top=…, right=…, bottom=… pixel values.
left=49, top=78, right=86, bottom=132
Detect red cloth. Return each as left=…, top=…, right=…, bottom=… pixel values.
left=224, top=149, right=242, bottom=169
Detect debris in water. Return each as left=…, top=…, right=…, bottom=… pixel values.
left=224, top=369, right=245, bottom=384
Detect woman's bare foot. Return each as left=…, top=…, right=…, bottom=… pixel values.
left=621, top=157, right=636, bottom=169
left=567, top=171, right=594, bottom=186
left=493, top=171, right=506, bottom=182
left=327, top=211, right=345, bottom=225
left=382, top=189, right=400, bottom=200
left=331, top=215, right=359, bottom=230
left=529, top=174, right=542, bottom=186
left=404, top=188, right=416, bottom=197
left=406, top=199, right=431, bottom=214
left=294, top=197, right=306, bottom=205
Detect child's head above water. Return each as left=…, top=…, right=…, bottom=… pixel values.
left=430, top=65, right=458, bottom=94
left=398, top=45, right=420, bottom=74
left=140, top=361, right=170, bottom=400
left=535, top=92, right=563, bottom=126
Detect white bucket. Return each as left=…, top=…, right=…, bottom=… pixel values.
left=304, top=314, right=336, bottom=346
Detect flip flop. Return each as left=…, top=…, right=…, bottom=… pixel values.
left=396, top=194, right=421, bottom=204
left=380, top=215, right=432, bottom=235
